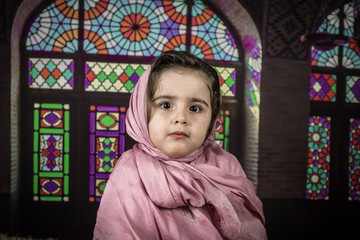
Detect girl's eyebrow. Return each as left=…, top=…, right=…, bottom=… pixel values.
left=153, top=95, right=209, bottom=107
left=190, top=97, right=209, bottom=107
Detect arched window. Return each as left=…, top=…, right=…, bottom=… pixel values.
left=17, top=0, right=262, bottom=237
left=307, top=0, right=360, bottom=201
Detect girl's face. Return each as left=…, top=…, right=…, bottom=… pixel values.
left=148, top=69, right=212, bottom=158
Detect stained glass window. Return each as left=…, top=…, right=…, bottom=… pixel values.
left=309, top=73, right=336, bottom=101
left=215, top=110, right=231, bottom=151
left=306, top=116, right=331, bottom=200
left=309, top=1, right=360, bottom=202
left=349, top=118, right=360, bottom=201
left=346, top=76, right=360, bottom=103
left=28, top=58, right=75, bottom=89
left=85, top=62, right=149, bottom=92
left=89, top=105, right=126, bottom=202
left=190, top=0, right=238, bottom=61
left=26, top=0, right=79, bottom=53
left=25, top=0, right=243, bottom=204
left=33, top=103, right=70, bottom=201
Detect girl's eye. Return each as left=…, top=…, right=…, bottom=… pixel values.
left=189, top=105, right=202, bottom=112
left=160, top=102, right=172, bottom=109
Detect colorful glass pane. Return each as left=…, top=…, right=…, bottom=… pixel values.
left=33, top=103, right=70, bottom=201
left=215, top=110, right=231, bottom=151
left=316, top=8, right=340, bottom=35
left=215, top=67, right=236, bottom=96
left=85, top=62, right=149, bottom=92
left=343, top=39, right=360, bottom=69
left=89, top=105, right=126, bottom=202
left=26, top=0, right=79, bottom=53
left=83, top=0, right=187, bottom=56
left=346, top=75, right=360, bottom=103
left=344, top=0, right=355, bottom=37
left=311, top=46, right=339, bottom=67
left=190, top=0, right=238, bottom=61
left=309, top=73, right=337, bottom=101
left=28, top=58, right=74, bottom=89
left=349, top=118, right=360, bottom=201
left=243, top=35, right=262, bottom=107
left=306, top=116, right=331, bottom=200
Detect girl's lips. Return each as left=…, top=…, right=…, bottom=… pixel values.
left=170, top=131, right=188, bottom=139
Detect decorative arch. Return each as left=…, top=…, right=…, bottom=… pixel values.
left=11, top=0, right=262, bottom=224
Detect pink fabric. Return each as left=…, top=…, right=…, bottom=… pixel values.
left=93, top=67, right=267, bottom=240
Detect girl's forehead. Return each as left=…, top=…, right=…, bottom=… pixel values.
left=157, top=68, right=210, bottom=86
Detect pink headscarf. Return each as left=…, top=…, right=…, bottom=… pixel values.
left=123, top=67, right=267, bottom=239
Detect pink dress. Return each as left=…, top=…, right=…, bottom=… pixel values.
left=93, top=67, right=267, bottom=240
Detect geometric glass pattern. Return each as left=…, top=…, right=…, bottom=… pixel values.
left=190, top=0, right=238, bottom=61
left=346, top=76, right=360, bottom=103
left=343, top=40, right=360, bottom=69
left=83, top=0, right=187, bottom=56
left=309, top=73, right=337, bottom=102
left=343, top=1, right=355, bottom=38
left=89, top=105, right=126, bottom=202
left=306, top=116, right=331, bottom=200
left=28, top=58, right=74, bottom=89
left=33, top=103, right=70, bottom=201
left=310, top=7, right=340, bottom=68
left=343, top=1, right=360, bottom=69
left=316, top=8, right=340, bottom=35
left=26, top=0, right=79, bottom=53
left=349, top=118, right=360, bottom=201
left=84, top=62, right=149, bottom=92
left=311, top=46, right=339, bottom=68
left=215, top=110, right=231, bottom=151
left=214, top=67, right=236, bottom=97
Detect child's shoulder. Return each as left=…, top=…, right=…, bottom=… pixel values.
left=203, top=143, right=245, bottom=176
left=111, top=149, right=138, bottom=174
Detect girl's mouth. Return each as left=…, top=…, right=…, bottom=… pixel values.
left=170, top=131, right=188, bottom=139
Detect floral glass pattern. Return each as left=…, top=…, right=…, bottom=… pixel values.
left=33, top=103, right=70, bottom=201
left=83, top=0, right=187, bottom=55
left=343, top=1, right=360, bottom=69
left=349, top=118, right=360, bottom=201
left=89, top=105, right=126, bottom=202
left=190, top=0, right=238, bottom=61
left=306, top=116, right=331, bottom=200
left=26, top=0, right=79, bottom=53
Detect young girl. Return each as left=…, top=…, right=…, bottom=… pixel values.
left=93, top=51, right=267, bottom=240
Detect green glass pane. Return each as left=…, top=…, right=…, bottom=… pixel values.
left=39, top=172, right=63, bottom=178
left=40, top=196, right=62, bottom=201
left=33, top=175, right=38, bottom=195
left=33, top=109, right=39, bottom=131
left=41, top=103, right=63, bottom=109
left=39, top=128, right=64, bottom=134
left=64, top=154, right=69, bottom=174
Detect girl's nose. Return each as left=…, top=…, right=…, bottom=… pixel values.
left=173, top=110, right=187, bottom=124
